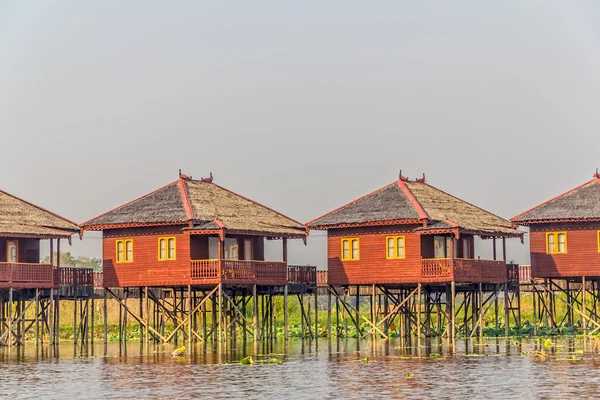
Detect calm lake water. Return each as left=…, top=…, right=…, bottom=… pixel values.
left=1, top=337, right=599, bottom=399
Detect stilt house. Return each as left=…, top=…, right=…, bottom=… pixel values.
left=81, top=172, right=307, bottom=288
left=511, top=171, right=600, bottom=278
left=0, top=190, right=79, bottom=288
left=307, top=173, right=522, bottom=286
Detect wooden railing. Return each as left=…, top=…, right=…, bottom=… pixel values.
left=316, top=271, right=328, bottom=287
left=190, top=260, right=287, bottom=284
left=421, top=258, right=452, bottom=278
left=287, top=265, right=317, bottom=284
left=93, top=272, right=104, bottom=288
left=454, top=259, right=506, bottom=282
left=421, top=258, right=509, bottom=283
left=58, top=267, right=94, bottom=286
left=191, top=259, right=221, bottom=280
left=0, top=263, right=55, bottom=286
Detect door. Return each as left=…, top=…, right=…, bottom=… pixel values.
left=6, top=241, right=17, bottom=263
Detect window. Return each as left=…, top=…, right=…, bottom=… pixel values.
left=224, top=238, right=239, bottom=260
left=386, top=236, right=406, bottom=259
left=158, top=237, right=176, bottom=260
left=6, top=241, right=17, bottom=263
left=116, top=239, right=134, bottom=262
left=341, top=238, right=359, bottom=261
left=546, top=232, right=567, bottom=254
left=244, top=239, right=253, bottom=260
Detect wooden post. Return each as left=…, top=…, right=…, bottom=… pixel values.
left=253, top=284, right=258, bottom=341
left=355, top=286, right=360, bottom=335
left=504, top=284, right=510, bottom=336
left=74, top=294, right=78, bottom=346
left=284, top=285, right=289, bottom=341
left=450, top=282, right=455, bottom=345
left=218, top=283, right=223, bottom=342
left=35, top=288, right=39, bottom=347
left=188, top=285, right=192, bottom=347
left=492, top=238, right=497, bottom=260
left=144, top=287, right=149, bottom=349
left=478, top=282, right=483, bottom=339
left=417, top=283, right=422, bottom=340
left=371, top=284, right=377, bottom=339
left=49, top=288, right=54, bottom=347
left=327, top=290, right=332, bottom=338
left=91, top=292, right=95, bottom=347
left=8, top=288, right=12, bottom=348
left=103, top=290, right=108, bottom=344
left=314, top=289, right=318, bottom=345
left=50, top=239, right=54, bottom=265
left=502, top=237, right=507, bottom=262
left=582, top=276, right=587, bottom=331
left=138, top=287, right=144, bottom=343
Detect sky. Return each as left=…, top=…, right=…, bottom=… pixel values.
left=1, top=1, right=600, bottom=267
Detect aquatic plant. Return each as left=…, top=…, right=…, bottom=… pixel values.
left=240, top=356, right=254, bottom=365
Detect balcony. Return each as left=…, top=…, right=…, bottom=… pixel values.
left=0, top=263, right=94, bottom=289
left=191, top=260, right=288, bottom=285
left=421, top=258, right=508, bottom=283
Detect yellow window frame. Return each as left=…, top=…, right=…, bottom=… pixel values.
left=158, top=236, right=176, bottom=261
left=341, top=237, right=360, bottom=261
left=545, top=232, right=567, bottom=254
left=386, top=236, right=406, bottom=259
left=116, top=239, right=134, bottom=263
left=597, top=231, right=600, bottom=253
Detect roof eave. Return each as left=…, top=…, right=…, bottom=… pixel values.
left=308, top=219, right=424, bottom=230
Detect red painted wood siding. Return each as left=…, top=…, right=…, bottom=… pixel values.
left=102, top=226, right=191, bottom=287
left=530, top=222, right=600, bottom=278
left=327, top=225, right=422, bottom=285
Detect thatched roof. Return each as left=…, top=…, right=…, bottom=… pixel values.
left=82, top=175, right=306, bottom=238
left=512, top=176, right=600, bottom=225
left=308, top=176, right=520, bottom=237
left=0, top=190, right=79, bottom=238
left=304, top=183, right=421, bottom=228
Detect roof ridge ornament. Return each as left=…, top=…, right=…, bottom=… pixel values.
left=399, top=170, right=409, bottom=182
left=178, top=169, right=192, bottom=180
left=595, top=168, right=600, bottom=179
left=416, top=173, right=426, bottom=183
left=200, top=172, right=214, bottom=183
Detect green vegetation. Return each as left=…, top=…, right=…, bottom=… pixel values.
left=13, top=290, right=600, bottom=342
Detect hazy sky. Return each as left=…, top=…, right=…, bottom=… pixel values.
left=1, top=1, right=600, bottom=267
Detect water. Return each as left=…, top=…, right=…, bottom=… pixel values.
left=1, top=337, right=599, bottom=399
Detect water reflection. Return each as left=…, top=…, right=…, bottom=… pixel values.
left=1, top=337, right=600, bottom=398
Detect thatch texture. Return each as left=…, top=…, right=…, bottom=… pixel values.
left=307, top=184, right=421, bottom=228
left=512, top=179, right=600, bottom=223
left=405, top=182, right=517, bottom=236
left=82, top=182, right=188, bottom=227
left=308, top=179, right=520, bottom=237
left=0, top=224, right=73, bottom=238
left=82, top=178, right=306, bottom=237
left=0, top=190, right=78, bottom=237
left=185, top=181, right=305, bottom=236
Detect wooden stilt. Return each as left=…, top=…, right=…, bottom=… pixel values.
left=253, top=285, right=258, bottom=341
left=103, top=290, right=108, bottom=344
left=284, top=285, right=289, bottom=341
left=450, top=282, right=455, bottom=346
left=327, top=289, right=332, bottom=338
left=417, top=283, right=422, bottom=340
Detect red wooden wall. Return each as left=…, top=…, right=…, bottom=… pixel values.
left=327, top=225, right=422, bottom=285
left=102, top=226, right=191, bottom=287
left=530, top=222, right=600, bottom=278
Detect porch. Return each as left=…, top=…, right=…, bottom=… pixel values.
left=190, top=260, right=317, bottom=286
left=0, top=263, right=94, bottom=289
left=421, top=258, right=508, bottom=283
